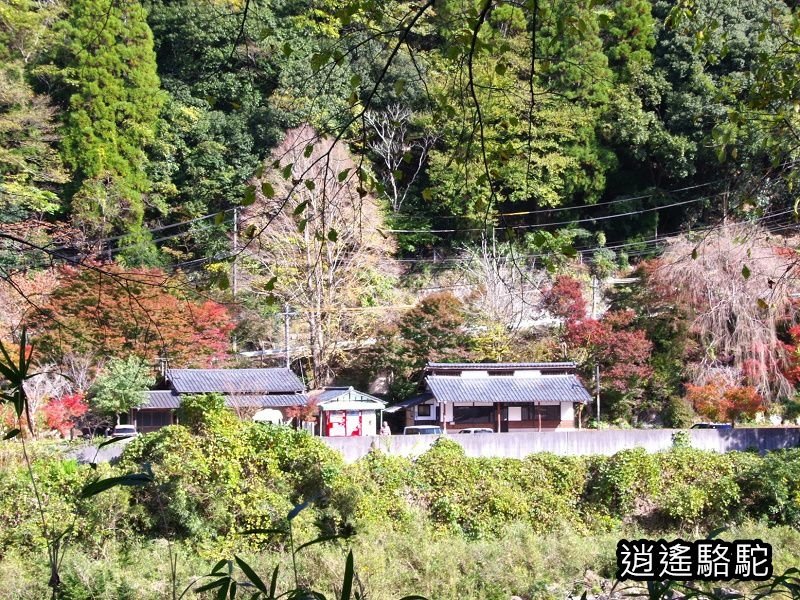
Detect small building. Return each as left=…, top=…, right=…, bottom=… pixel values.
left=134, top=368, right=309, bottom=433
left=310, top=386, right=387, bottom=437
left=393, top=362, right=591, bottom=432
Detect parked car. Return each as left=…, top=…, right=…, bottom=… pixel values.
left=112, top=424, right=139, bottom=438
left=690, top=423, right=733, bottom=430
left=457, top=428, right=494, bottom=434
left=403, top=425, right=443, bottom=435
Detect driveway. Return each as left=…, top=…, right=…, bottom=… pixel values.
left=69, top=436, right=137, bottom=464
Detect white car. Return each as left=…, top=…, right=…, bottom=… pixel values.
left=457, top=428, right=494, bottom=434
left=112, top=424, right=139, bottom=438
left=403, top=425, right=443, bottom=435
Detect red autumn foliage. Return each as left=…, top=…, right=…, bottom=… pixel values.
left=41, top=393, right=88, bottom=437
left=684, top=379, right=764, bottom=425
left=36, top=262, right=234, bottom=367
left=780, top=324, right=800, bottom=384
left=542, top=275, right=587, bottom=322
left=565, top=309, right=653, bottom=394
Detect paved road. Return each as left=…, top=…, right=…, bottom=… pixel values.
left=69, top=437, right=137, bottom=464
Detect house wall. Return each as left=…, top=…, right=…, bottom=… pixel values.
left=406, top=401, right=579, bottom=430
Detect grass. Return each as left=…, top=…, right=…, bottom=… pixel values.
left=1, top=519, right=798, bottom=599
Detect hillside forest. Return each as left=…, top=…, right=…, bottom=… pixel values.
left=3, top=0, right=800, bottom=428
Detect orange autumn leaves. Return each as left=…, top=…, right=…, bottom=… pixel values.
left=34, top=263, right=234, bottom=367
left=684, top=380, right=764, bottom=425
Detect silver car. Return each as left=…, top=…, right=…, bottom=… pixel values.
left=112, top=424, right=139, bottom=438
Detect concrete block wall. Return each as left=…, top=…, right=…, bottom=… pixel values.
left=320, top=427, right=800, bottom=463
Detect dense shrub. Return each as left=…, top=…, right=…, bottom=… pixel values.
left=585, top=448, right=660, bottom=517
left=5, top=425, right=800, bottom=568
left=413, top=440, right=585, bottom=537
left=736, top=449, right=800, bottom=527
left=334, top=450, right=417, bottom=527
left=656, top=448, right=741, bottom=527
left=119, top=410, right=344, bottom=550
left=0, top=452, right=132, bottom=557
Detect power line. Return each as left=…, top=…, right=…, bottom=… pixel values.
left=385, top=194, right=722, bottom=234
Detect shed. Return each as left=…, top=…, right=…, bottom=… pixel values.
left=310, top=387, right=386, bottom=437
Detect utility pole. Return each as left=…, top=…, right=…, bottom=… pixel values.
left=591, top=275, right=600, bottom=425
left=231, top=206, right=239, bottom=353
left=232, top=206, right=239, bottom=299
left=595, top=363, right=601, bottom=427
left=281, top=303, right=297, bottom=369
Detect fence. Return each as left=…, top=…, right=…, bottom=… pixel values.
left=320, top=427, right=800, bottom=463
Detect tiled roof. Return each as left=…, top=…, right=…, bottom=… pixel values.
left=386, top=392, right=434, bottom=412
left=425, top=361, right=577, bottom=371
left=426, top=374, right=591, bottom=404
left=142, top=390, right=181, bottom=409
left=310, top=386, right=386, bottom=406
left=167, top=368, right=305, bottom=394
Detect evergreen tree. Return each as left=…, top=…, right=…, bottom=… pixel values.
left=56, top=0, right=164, bottom=253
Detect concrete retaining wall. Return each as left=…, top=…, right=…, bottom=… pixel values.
left=320, top=427, right=800, bottom=463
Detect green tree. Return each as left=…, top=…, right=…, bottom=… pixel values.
left=0, top=0, right=68, bottom=268
left=54, top=0, right=165, bottom=255
left=424, top=1, right=615, bottom=224
left=90, top=356, right=155, bottom=424
left=370, top=292, right=473, bottom=402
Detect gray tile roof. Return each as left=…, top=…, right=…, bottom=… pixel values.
left=142, top=390, right=181, bottom=409
left=426, top=361, right=577, bottom=371
left=426, top=374, right=591, bottom=404
left=167, top=368, right=305, bottom=394
left=390, top=392, right=434, bottom=410
left=310, top=387, right=386, bottom=405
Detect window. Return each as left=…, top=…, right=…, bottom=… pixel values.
left=417, top=404, right=432, bottom=417
left=487, top=370, right=513, bottom=376
left=453, top=405, right=493, bottom=424
left=521, top=405, right=560, bottom=421
left=138, top=411, right=173, bottom=428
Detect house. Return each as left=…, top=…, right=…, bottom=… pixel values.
left=310, top=386, right=387, bottom=437
left=392, top=362, right=591, bottom=432
left=133, top=368, right=308, bottom=433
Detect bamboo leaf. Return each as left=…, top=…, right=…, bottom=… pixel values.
left=340, top=550, right=354, bottom=600
left=97, top=436, right=128, bottom=450
left=3, top=428, right=20, bottom=440
left=80, top=473, right=153, bottom=498
left=269, top=565, right=279, bottom=598
left=193, top=578, right=226, bottom=593
left=294, top=534, right=345, bottom=554
left=211, top=559, right=229, bottom=575
left=235, top=556, right=268, bottom=593
left=287, top=500, right=310, bottom=521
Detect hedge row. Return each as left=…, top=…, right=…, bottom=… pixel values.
left=1, top=410, right=799, bottom=555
